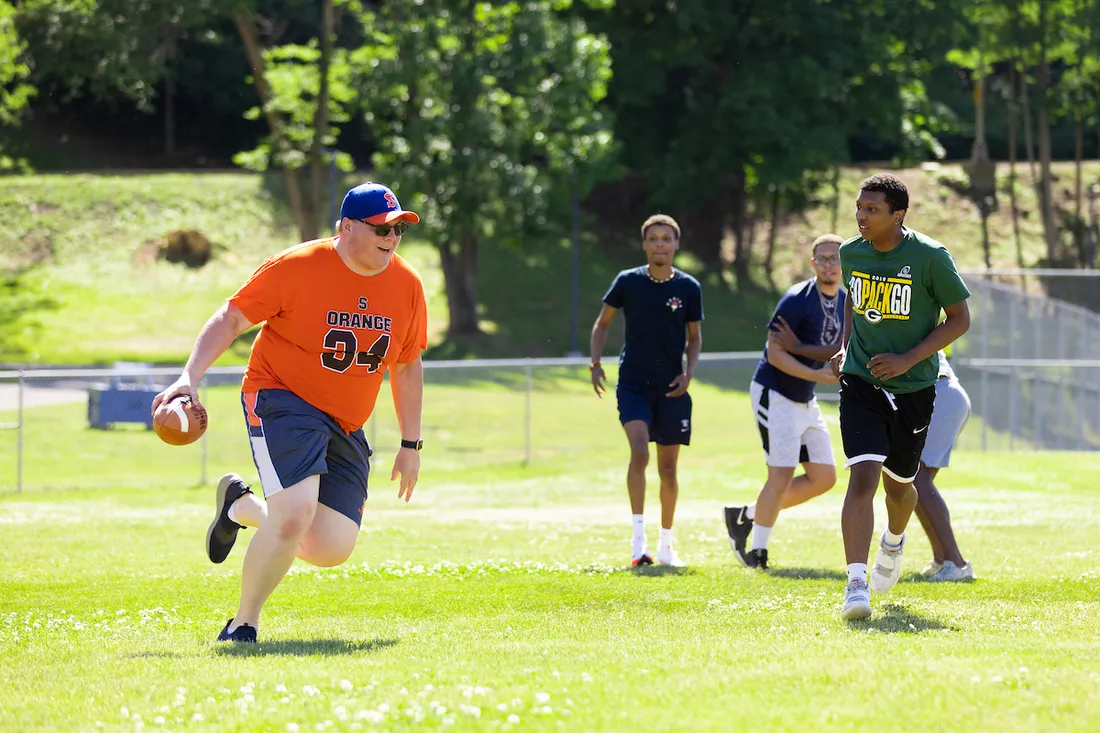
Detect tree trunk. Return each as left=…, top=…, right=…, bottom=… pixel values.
left=1036, top=1, right=1058, bottom=263
left=438, top=235, right=481, bottom=336
left=829, top=166, right=841, bottom=233
left=683, top=201, right=727, bottom=275
left=305, top=0, right=334, bottom=241
left=763, top=186, right=781, bottom=288
left=730, top=178, right=752, bottom=289
left=234, top=8, right=310, bottom=241
left=1019, top=68, right=1038, bottom=187
left=1008, top=63, right=1024, bottom=269
left=1075, top=113, right=1084, bottom=264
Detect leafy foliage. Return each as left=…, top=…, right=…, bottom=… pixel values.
left=232, top=39, right=356, bottom=173
left=0, top=0, right=35, bottom=169
left=354, top=0, right=615, bottom=247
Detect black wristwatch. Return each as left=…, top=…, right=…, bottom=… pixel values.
left=400, top=438, right=423, bottom=451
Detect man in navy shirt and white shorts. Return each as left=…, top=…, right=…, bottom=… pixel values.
left=725, top=234, right=845, bottom=569
left=590, top=214, right=704, bottom=567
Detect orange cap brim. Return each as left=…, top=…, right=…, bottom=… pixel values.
left=366, top=210, right=420, bottom=225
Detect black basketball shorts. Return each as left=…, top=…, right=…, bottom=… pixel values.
left=838, top=374, right=936, bottom=483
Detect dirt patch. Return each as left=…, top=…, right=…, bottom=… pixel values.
left=135, top=229, right=213, bottom=268
left=22, top=230, right=54, bottom=266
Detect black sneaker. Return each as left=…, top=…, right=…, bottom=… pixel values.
left=216, top=618, right=257, bottom=643
left=723, top=506, right=754, bottom=566
left=206, top=473, right=252, bottom=564
left=745, top=548, right=769, bottom=570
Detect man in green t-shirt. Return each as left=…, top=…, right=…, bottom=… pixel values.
left=829, top=173, right=972, bottom=621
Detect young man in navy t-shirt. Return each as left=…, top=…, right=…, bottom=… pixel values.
left=724, top=234, right=845, bottom=570
left=590, top=214, right=704, bottom=567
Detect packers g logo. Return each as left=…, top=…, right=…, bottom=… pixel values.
left=863, top=308, right=884, bottom=324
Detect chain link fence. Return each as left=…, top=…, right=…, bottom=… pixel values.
left=955, top=271, right=1100, bottom=451
left=4, top=272, right=1099, bottom=493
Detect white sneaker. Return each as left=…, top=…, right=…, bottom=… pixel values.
left=869, top=530, right=905, bottom=593
left=630, top=545, right=653, bottom=567
left=922, top=560, right=943, bottom=577
left=841, top=579, right=872, bottom=620
left=929, top=560, right=975, bottom=582
left=655, top=546, right=685, bottom=567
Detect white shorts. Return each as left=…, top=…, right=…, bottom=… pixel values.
left=920, top=376, right=971, bottom=468
left=750, top=380, right=835, bottom=468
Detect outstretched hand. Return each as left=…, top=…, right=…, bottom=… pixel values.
left=391, top=447, right=419, bottom=503
left=666, top=373, right=691, bottom=398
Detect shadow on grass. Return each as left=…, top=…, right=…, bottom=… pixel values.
left=769, top=567, right=847, bottom=582
left=846, top=603, right=956, bottom=634
left=216, top=636, right=399, bottom=657
left=629, top=565, right=693, bottom=578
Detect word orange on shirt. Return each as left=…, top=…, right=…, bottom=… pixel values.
left=230, top=238, right=428, bottom=433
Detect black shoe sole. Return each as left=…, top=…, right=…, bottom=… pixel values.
left=206, top=474, right=247, bottom=564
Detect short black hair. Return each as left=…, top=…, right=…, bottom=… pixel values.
left=859, top=173, right=909, bottom=213
left=641, top=214, right=681, bottom=240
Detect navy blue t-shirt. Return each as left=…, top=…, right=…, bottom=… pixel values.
left=753, top=278, right=846, bottom=403
left=603, top=267, right=704, bottom=387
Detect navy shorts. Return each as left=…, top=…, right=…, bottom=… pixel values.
left=616, top=381, right=692, bottom=445
left=241, top=389, right=372, bottom=525
left=839, top=374, right=935, bottom=483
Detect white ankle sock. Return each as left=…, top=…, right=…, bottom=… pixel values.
left=659, top=527, right=673, bottom=551
left=632, top=514, right=645, bottom=545
left=745, top=503, right=756, bottom=521
left=883, top=529, right=905, bottom=547
left=227, top=500, right=241, bottom=525
left=847, top=563, right=868, bottom=584
left=751, top=524, right=772, bottom=551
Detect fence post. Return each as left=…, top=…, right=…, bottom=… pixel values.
left=979, top=285, right=989, bottom=451
left=199, top=375, right=208, bottom=486
left=16, top=372, right=24, bottom=493
left=524, top=359, right=532, bottom=464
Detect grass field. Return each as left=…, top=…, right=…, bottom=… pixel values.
left=1, top=370, right=1098, bottom=731
left=3, top=162, right=1099, bottom=364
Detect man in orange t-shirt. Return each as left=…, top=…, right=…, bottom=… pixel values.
left=152, top=182, right=428, bottom=643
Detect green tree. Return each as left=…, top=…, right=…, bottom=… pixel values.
left=585, top=0, right=967, bottom=286
left=0, top=0, right=35, bottom=169
left=354, top=0, right=615, bottom=336
left=14, top=0, right=236, bottom=155
left=233, top=0, right=357, bottom=242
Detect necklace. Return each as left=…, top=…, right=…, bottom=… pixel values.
left=646, top=266, right=675, bottom=284
left=816, top=280, right=840, bottom=344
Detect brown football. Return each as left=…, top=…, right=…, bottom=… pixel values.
left=153, top=396, right=208, bottom=446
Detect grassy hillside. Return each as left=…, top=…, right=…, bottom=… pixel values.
left=1, top=162, right=1096, bottom=365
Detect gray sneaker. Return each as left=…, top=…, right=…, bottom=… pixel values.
left=870, top=530, right=905, bottom=593
left=929, top=560, right=975, bottom=582
left=922, top=560, right=943, bottom=577
left=841, top=579, right=872, bottom=620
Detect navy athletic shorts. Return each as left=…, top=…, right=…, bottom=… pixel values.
left=616, top=381, right=692, bottom=446
left=241, top=389, right=372, bottom=525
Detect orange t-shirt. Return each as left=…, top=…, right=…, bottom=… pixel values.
left=229, top=238, right=428, bottom=433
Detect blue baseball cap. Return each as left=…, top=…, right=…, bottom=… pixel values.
left=339, top=182, right=420, bottom=225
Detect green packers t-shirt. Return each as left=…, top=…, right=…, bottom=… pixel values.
left=840, top=228, right=970, bottom=394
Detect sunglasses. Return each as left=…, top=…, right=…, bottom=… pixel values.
left=358, top=220, right=410, bottom=236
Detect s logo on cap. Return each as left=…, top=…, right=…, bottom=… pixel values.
left=384, top=192, right=398, bottom=209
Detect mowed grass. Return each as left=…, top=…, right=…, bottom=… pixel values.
left=4, top=162, right=1099, bottom=364
left=1, top=371, right=1099, bottom=732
